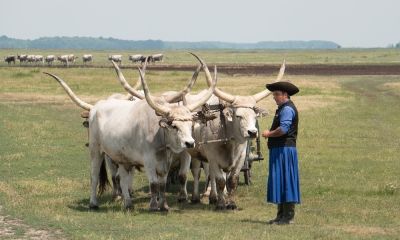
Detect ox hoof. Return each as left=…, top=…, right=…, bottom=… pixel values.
left=209, top=196, right=218, bottom=205
left=177, top=194, right=188, bottom=203
left=150, top=199, right=158, bottom=211
left=124, top=201, right=133, bottom=210
left=215, top=205, right=226, bottom=211
left=191, top=198, right=201, bottom=204
left=149, top=207, right=159, bottom=212
left=159, top=206, right=170, bottom=212
left=89, top=204, right=99, bottom=210
left=112, top=193, right=122, bottom=201
left=124, top=205, right=134, bottom=211
left=226, top=203, right=237, bottom=210
left=178, top=198, right=188, bottom=203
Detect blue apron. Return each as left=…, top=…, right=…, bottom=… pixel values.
left=266, top=146, right=301, bottom=204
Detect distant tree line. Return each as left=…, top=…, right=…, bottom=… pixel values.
left=0, top=35, right=341, bottom=50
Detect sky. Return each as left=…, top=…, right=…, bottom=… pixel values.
left=1, top=0, right=399, bottom=48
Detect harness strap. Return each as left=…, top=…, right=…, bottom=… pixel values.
left=219, top=99, right=229, bottom=142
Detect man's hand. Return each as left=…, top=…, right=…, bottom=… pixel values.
left=262, top=128, right=285, bottom=138
left=262, top=130, right=270, bottom=138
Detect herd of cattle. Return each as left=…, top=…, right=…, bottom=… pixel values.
left=43, top=53, right=286, bottom=212
left=3, top=53, right=164, bottom=66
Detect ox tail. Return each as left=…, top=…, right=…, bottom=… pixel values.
left=43, top=72, right=93, bottom=111
left=98, top=156, right=110, bottom=196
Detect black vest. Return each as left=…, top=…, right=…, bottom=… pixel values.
left=267, top=100, right=298, bottom=149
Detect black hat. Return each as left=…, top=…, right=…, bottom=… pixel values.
left=266, top=81, right=299, bottom=96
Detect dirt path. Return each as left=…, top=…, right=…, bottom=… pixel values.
left=0, top=206, right=65, bottom=240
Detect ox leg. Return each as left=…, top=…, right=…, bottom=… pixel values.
left=177, top=151, right=190, bottom=203
left=158, top=176, right=170, bottom=211
left=226, top=149, right=246, bottom=210
left=203, top=162, right=218, bottom=204
left=149, top=181, right=159, bottom=211
left=129, top=168, right=134, bottom=198
left=105, top=155, right=121, bottom=199
left=190, top=158, right=201, bottom=203
left=210, top=163, right=226, bottom=210
left=89, top=150, right=102, bottom=209
left=208, top=176, right=218, bottom=205
left=226, top=173, right=239, bottom=210
left=146, top=161, right=161, bottom=211
left=202, top=162, right=210, bottom=196
left=118, top=166, right=133, bottom=210
left=158, top=152, right=174, bottom=211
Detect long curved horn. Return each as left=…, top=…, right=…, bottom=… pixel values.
left=111, top=60, right=144, bottom=99
left=190, top=53, right=235, bottom=103
left=138, top=68, right=170, bottom=115
left=252, top=59, right=286, bottom=102
left=43, top=72, right=93, bottom=110
left=131, top=57, right=148, bottom=90
left=186, top=65, right=218, bottom=111
left=275, top=59, right=286, bottom=82
left=163, top=64, right=202, bottom=103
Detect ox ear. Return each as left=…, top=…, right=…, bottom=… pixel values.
left=254, top=106, right=269, bottom=117
left=159, top=118, right=170, bottom=128
left=223, top=108, right=233, bottom=122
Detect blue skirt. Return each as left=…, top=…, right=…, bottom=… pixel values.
left=266, top=147, right=301, bottom=204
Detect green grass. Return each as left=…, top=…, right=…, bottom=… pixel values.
left=1, top=48, right=400, bottom=66
left=0, top=66, right=399, bottom=239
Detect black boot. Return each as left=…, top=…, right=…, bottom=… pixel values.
left=277, top=203, right=295, bottom=225
left=267, top=204, right=283, bottom=224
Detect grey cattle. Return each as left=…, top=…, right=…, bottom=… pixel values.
left=115, top=54, right=284, bottom=210
left=27, top=55, right=36, bottom=63
left=4, top=55, right=16, bottom=65
left=82, top=54, right=93, bottom=64
left=189, top=55, right=286, bottom=209
left=45, top=55, right=56, bottom=65
left=43, top=61, right=216, bottom=211
left=128, top=54, right=146, bottom=64
left=17, top=54, right=28, bottom=64
left=108, top=55, right=122, bottom=65
left=148, top=53, right=163, bottom=63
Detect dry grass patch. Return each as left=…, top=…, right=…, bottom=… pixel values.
left=0, top=182, right=22, bottom=206
left=382, top=82, right=400, bottom=89
left=17, top=178, right=83, bottom=196
left=379, top=82, right=400, bottom=96
left=328, top=225, right=399, bottom=237
left=0, top=206, right=65, bottom=239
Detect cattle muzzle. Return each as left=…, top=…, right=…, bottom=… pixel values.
left=247, top=129, right=258, bottom=139
left=185, top=141, right=195, bottom=149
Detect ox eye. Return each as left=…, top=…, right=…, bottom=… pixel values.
left=171, top=125, right=178, bottom=130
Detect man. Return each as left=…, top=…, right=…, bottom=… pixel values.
left=261, top=81, right=300, bottom=225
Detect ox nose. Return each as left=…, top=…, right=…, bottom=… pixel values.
left=185, top=141, right=195, bottom=148
left=247, top=130, right=258, bottom=138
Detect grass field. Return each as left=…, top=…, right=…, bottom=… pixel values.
left=0, top=60, right=399, bottom=239
left=1, top=48, right=400, bottom=66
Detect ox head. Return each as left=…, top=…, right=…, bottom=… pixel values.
left=138, top=63, right=217, bottom=153
left=191, top=53, right=285, bottom=142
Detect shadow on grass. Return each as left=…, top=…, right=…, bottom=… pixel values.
left=67, top=180, right=218, bottom=214
left=240, top=218, right=268, bottom=225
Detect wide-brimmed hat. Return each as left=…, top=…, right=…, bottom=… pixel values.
left=266, top=81, right=299, bottom=96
